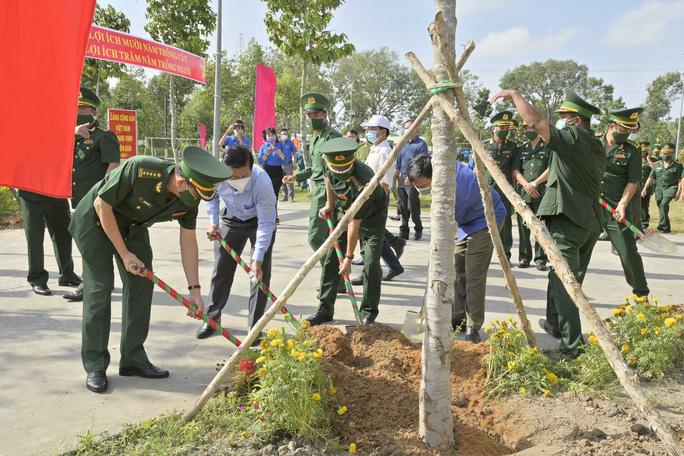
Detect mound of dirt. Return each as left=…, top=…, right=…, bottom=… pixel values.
left=0, top=212, right=22, bottom=230
left=308, top=324, right=680, bottom=456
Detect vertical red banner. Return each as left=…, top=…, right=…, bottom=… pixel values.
left=199, top=123, right=207, bottom=149
left=0, top=0, right=96, bottom=197
left=253, top=64, right=277, bottom=152
left=108, top=109, right=137, bottom=159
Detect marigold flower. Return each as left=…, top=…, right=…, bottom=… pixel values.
left=654, top=327, right=661, bottom=336
left=627, top=356, right=638, bottom=367
left=507, top=361, right=517, bottom=370
left=676, top=314, right=683, bottom=320
left=348, top=442, right=357, bottom=454
left=266, top=328, right=280, bottom=339
left=621, top=342, right=631, bottom=354
left=297, top=353, right=306, bottom=362
left=543, top=389, right=552, bottom=398
left=328, top=386, right=337, bottom=396
left=640, top=328, right=649, bottom=336
left=255, top=356, right=266, bottom=364
left=611, top=308, right=624, bottom=317
left=271, top=338, right=284, bottom=347
left=519, top=387, right=527, bottom=395
left=636, top=313, right=646, bottom=321
left=302, top=320, right=311, bottom=329
left=484, top=325, right=492, bottom=334
left=338, top=405, right=348, bottom=415
left=587, top=335, right=598, bottom=346
left=546, top=372, right=558, bottom=384
left=312, top=393, right=321, bottom=401
left=258, top=368, right=267, bottom=376
left=260, top=340, right=269, bottom=349
left=314, top=348, right=324, bottom=358
left=624, top=306, right=632, bottom=314
left=665, top=317, right=677, bottom=328
left=287, top=339, right=295, bottom=349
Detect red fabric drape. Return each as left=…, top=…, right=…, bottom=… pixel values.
left=0, top=0, right=96, bottom=197
left=253, top=64, right=277, bottom=152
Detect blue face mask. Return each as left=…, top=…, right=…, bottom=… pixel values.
left=365, top=130, right=378, bottom=144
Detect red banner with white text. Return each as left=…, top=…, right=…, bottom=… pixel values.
left=253, top=64, right=277, bottom=152
left=86, top=25, right=206, bottom=84
left=108, top=109, right=137, bottom=159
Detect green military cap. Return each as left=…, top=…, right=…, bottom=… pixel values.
left=301, top=92, right=330, bottom=113
left=652, top=144, right=662, bottom=153
left=180, top=146, right=233, bottom=200
left=638, top=141, right=650, bottom=152
left=555, top=88, right=600, bottom=119
left=320, top=137, right=359, bottom=174
left=510, top=118, right=520, bottom=129
left=609, top=107, right=643, bottom=130
left=490, top=111, right=515, bottom=126
left=661, top=143, right=676, bottom=154
left=79, top=87, right=100, bottom=108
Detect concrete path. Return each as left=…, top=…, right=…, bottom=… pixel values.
left=0, top=201, right=682, bottom=455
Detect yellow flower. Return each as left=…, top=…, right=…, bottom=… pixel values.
left=312, top=393, right=321, bottom=401
left=627, top=356, right=637, bottom=367
left=328, top=386, right=337, bottom=396
left=258, top=368, right=267, bottom=376
left=519, top=387, right=527, bottom=395
left=546, top=372, right=558, bottom=385
left=314, top=348, right=324, bottom=358
left=624, top=306, right=632, bottom=314
left=543, top=389, right=552, bottom=398
left=302, top=320, right=311, bottom=329
left=506, top=351, right=515, bottom=358
left=260, top=340, right=269, bottom=349
left=636, top=313, right=646, bottom=321
left=266, top=328, right=280, bottom=339
left=653, top=297, right=660, bottom=305
left=282, top=312, right=290, bottom=320
left=665, top=317, right=677, bottom=328
left=621, top=342, right=631, bottom=354
left=676, top=314, right=684, bottom=320
left=530, top=347, right=539, bottom=354
left=255, top=356, right=266, bottom=364
left=507, top=361, right=517, bottom=370
left=338, top=405, right=348, bottom=416
left=297, top=353, right=306, bottom=362
left=484, top=325, right=492, bottom=334
left=588, top=335, right=598, bottom=346
left=287, top=339, right=295, bottom=349
left=640, top=328, right=649, bottom=336
left=654, top=327, right=661, bottom=336
left=348, top=442, right=357, bottom=454
left=611, top=308, right=624, bottom=317
left=270, top=338, right=284, bottom=347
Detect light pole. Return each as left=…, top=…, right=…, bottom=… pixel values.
left=676, top=73, right=683, bottom=160
left=212, top=0, right=223, bottom=158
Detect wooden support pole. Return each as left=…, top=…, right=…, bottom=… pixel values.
left=406, top=49, right=683, bottom=454
left=182, top=98, right=436, bottom=422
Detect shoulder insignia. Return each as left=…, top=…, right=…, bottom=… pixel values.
left=155, top=181, right=163, bottom=193
left=627, top=140, right=638, bottom=147
left=138, top=168, right=162, bottom=179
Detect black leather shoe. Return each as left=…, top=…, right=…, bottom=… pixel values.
left=350, top=275, right=363, bottom=286
left=351, top=258, right=364, bottom=266
left=305, top=314, right=333, bottom=326
left=196, top=322, right=218, bottom=339
left=119, top=361, right=169, bottom=378
left=86, top=372, right=108, bottom=393
left=58, top=277, right=82, bottom=287
left=465, top=327, right=481, bottom=343
left=382, top=269, right=403, bottom=282
left=518, top=260, right=530, bottom=268
left=63, top=289, right=83, bottom=301
left=364, top=316, right=376, bottom=325
left=535, top=262, right=548, bottom=272
left=414, top=230, right=423, bottom=241
left=539, top=318, right=561, bottom=339
left=393, top=237, right=406, bottom=259
left=32, top=284, right=51, bottom=296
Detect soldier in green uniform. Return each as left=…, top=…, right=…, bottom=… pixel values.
left=284, top=93, right=345, bottom=324
left=651, top=143, right=662, bottom=162
left=485, top=111, right=517, bottom=260
left=64, top=87, right=121, bottom=302
left=493, top=88, right=606, bottom=357
left=639, top=141, right=654, bottom=229
left=642, top=143, right=684, bottom=233
left=69, top=147, right=231, bottom=393
left=315, top=138, right=389, bottom=324
left=512, top=121, right=550, bottom=270
left=599, top=108, right=649, bottom=298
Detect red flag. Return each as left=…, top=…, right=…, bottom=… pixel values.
left=199, top=123, right=207, bottom=149
left=253, top=64, right=277, bottom=152
left=0, top=0, right=96, bottom=198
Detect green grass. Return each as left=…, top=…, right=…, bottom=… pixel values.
left=0, top=187, right=19, bottom=215
left=647, top=197, right=684, bottom=233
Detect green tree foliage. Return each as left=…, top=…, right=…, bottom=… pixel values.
left=81, top=4, right=131, bottom=95
left=639, top=72, right=683, bottom=144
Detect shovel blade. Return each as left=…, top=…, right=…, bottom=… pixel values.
left=639, top=230, right=677, bottom=254
left=402, top=310, right=424, bottom=344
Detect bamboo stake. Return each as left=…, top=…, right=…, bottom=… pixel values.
left=182, top=99, right=436, bottom=422
left=406, top=50, right=683, bottom=453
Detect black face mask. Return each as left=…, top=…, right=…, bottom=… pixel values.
left=76, top=114, right=95, bottom=126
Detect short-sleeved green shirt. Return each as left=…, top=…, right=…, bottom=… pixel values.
left=537, top=125, right=606, bottom=230
left=72, top=126, right=121, bottom=205
left=513, top=139, right=550, bottom=203
left=641, top=159, right=654, bottom=196
left=309, top=125, right=342, bottom=183
left=485, top=138, right=517, bottom=188
left=69, top=156, right=199, bottom=245
left=326, top=162, right=388, bottom=229
left=600, top=139, right=641, bottom=224
left=650, top=160, right=684, bottom=199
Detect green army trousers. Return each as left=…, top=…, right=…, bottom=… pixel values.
left=603, top=213, right=649, bottom=297
left=517, top=200, right=547, bottom=264
left=79, top=226, right=154, bottom=373
left=656, top=193, right=675, bottom=232
left=640, top=194, right=652, bottom=230
left=19, top=195, right=78, bottom=286
left=545, top=214, right=600, bottom=355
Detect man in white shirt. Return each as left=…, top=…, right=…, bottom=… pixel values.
left=356, top=115, right=405, bottom=282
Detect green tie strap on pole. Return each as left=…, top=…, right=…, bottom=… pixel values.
left=429, top=80, right=459, bottom=95
left=214, top=236, right=300, bottom=331
left=324, top=214, right=363, bottom=326
left=135, top=265, right=243, bottom=347
left=598, top=197, right=677, bottom=254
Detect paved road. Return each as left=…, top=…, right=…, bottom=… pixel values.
left=0, top=201, right=682, bottom=455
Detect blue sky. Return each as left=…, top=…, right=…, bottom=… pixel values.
left=103, top=0, right=684, bottom=113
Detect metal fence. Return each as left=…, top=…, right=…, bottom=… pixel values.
left=140, top=137, right=214, bottom=159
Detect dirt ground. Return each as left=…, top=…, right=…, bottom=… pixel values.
left=307, top=324, right=683, bottom=456
left=0, top=212, right=21, bottom=229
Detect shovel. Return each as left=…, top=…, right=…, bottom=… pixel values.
left=598, top=197, right=677, bottom=254
left=401, top=263, right=428, bottom=343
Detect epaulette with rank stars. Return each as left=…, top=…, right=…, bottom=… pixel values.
left=138, top=168, right=162, bottom=179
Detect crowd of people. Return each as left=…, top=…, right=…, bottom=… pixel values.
left=14, top=85, right=684, bottom=393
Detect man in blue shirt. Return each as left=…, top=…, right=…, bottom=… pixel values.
left=396, top=119, right=429, bottom=240
left=279, top=128, right=297, bottom=202
left=219, top=119, right=252, bottom=150
left=198, top=145, right=277, bottom=341
left=408, top=155, right=506, bottom=343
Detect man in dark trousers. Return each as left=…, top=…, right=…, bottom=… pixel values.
left=395, top=118, right=428, bottom=241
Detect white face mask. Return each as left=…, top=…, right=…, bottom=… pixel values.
left=415, top=185, right=431, bottom=196
left=228, top=176, right=250, bottom=193
left=555, top=119, right=566, bottom=130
